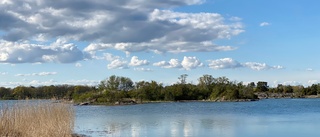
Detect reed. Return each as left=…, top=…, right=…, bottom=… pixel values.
left=0, top=102, right=74, bottom=137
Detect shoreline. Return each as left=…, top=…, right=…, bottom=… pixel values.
left=73, top=98, right=260, bottom=106
left=73, top=95, right=320, bottom=106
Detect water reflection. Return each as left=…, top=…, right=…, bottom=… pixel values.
left=75, top=99, right=320, bottom=137
left=131, top=122, right=141, bottom=137
left=78, top=114, right=241, bottom=137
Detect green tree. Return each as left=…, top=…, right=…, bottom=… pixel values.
left=0, top=87, right=12, bottom=99
left=178, top=74, right=188, bottom=84
left=256, top=81, right=268, bottom=92
left=13, top=86, right=32, bottom=99
left=198, top=75, right=215, bottom=99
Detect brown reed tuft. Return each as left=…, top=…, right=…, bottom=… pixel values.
left=0, top=102, right=74, bottom=137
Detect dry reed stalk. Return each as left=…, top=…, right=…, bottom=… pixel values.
left=0, top=102, right=74, bottom=137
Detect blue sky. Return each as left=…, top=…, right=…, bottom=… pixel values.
left=0, top=0, right=319, bottom=87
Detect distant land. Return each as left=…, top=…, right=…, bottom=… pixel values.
left=0, top=75, right=319, bottom=105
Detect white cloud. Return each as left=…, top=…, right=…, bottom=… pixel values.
left=208, top=58, right=241, bottom=69
left=134, top=68, right=153, bottom=72
left=84, top=43, right=113, bottom=53
left=107, top=59, right=128, bottom=69
left=271, top=80, right=303, bottom=87
left=260, top=22, right=270, bottom=27
left=64, top=79, right=99, bottom=86
left=308, top=80, right=318, bottom=85
left=102, top=53, right=120, bottom=61
left=153, top=56, right=203, bottom=70
left=208, top=58, right=283, bottom=70
left=75, top=63, right=82, bottom=67
left=29, top=80, right=58, bottom=86
left=0, top=72, right=7, bottom=75
left=0, top=0, right=245, bottom=64
left=153, top=61, right=167, bottom=67
left=306, top=68, right=314, bottom=71
left=242, top=62, right=283, bottom=71
left=0, top=79, right=99, bottom=87
left=181, top=56, right=203, bottom=70
left=0, top=40, right=86, bottom=63
left=15, top=72, right=57, bottom=77
left=153, top=59, right=182, bottom=69
left=38, top=72, right=57, bottom=76
left=129, top=56, right=149, bottom=66
left=229, top=17, right=242, bottom=21
left=84, top=41, right=237, bottom=55
left=102, top=53, right=129, bottom=69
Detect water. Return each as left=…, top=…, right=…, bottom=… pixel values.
left=74, top=99, right=320, bottom=137
left=0, top=99, right=318, bottom=137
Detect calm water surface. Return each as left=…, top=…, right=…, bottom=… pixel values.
left=75, top=99, right=320, bottom=137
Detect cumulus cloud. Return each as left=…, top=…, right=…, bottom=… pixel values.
left=84, top=41, right=237, bottom=55
left=208, top=58, right=283, bottom=70
left=107, top=59, right=128, bottom=69
left=208, top=58, right=241, bottom=69
left=153, top=59, right=182, bottom=69
left=260, top=22, right=270, bottom=27
left=0, top=40, right=86, bottom=63
left=101, top=53, right=128, bottom=69
left=102, top=53, right=120, bottom=61
left=242, top=62, right=284, bottom=71
left=181, top=56, right=203, bottom=70
left=15, top=72, right=57, bottom=77
left=129, top=56, right=149, bottom=66
left=0, top=0, right=243, bottom=57
left=153, top=56, right=203, bottom=70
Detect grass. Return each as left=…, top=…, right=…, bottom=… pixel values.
left=0, top=102, right=74, bottom=137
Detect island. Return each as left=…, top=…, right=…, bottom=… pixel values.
left=0, top=74, right=319, bottom=105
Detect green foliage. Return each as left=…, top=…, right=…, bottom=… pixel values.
left=99, top=75, right=134, bottom=92
left=256, top=81, right=268, bottom=92
left=0, top=74, right=319, bottom=103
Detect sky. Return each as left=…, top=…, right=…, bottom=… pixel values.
left=0, top=0, right=320, bottom=87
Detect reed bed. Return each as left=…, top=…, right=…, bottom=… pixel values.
left=0, top=102, right=74, bottom=137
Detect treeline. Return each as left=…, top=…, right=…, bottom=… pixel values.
left=0, top=85, right=95, bottom=100
left=0, top=75, right=319, bottom=103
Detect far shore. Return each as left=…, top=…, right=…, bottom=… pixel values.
left=71, top=94, right=320, bottom=106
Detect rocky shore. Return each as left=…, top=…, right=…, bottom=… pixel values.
left=255, top=92, right=295, bottom=99
left=255, top=92, right=320, bottom=99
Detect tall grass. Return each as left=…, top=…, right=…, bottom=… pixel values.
left=0, top=102, right=74, bottom=137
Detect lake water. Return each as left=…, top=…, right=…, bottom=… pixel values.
left=74, top=99, right=320, bottom=137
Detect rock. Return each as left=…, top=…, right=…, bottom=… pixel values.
left=79, top=102, right=89, bottom=106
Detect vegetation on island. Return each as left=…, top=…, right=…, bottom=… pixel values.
left=0, top=74, right=319, bottom=104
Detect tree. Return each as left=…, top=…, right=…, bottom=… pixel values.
left=283, top=85, right=293, bottom=93
left=106, top=75, right=120, bottom=91
left=99, top=75, right=134, bottom=91
left=248, top=82, right=255, bottom=88
left=309, top=84, right=318, bottom=95
left=0, top=87, right=12, bottom=99
left=198, top=75, right=215, bottom=99
left=13, top=86, right=32, bottom=99
left=119, top=77, right=134, bottom=91
left=178, top=74, right=188, bottom=84
left=256, top=81, right=268, bottom=92
left=198, top=75, right=215, bottom=89
left=276, top=84, right=284, bottom=93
